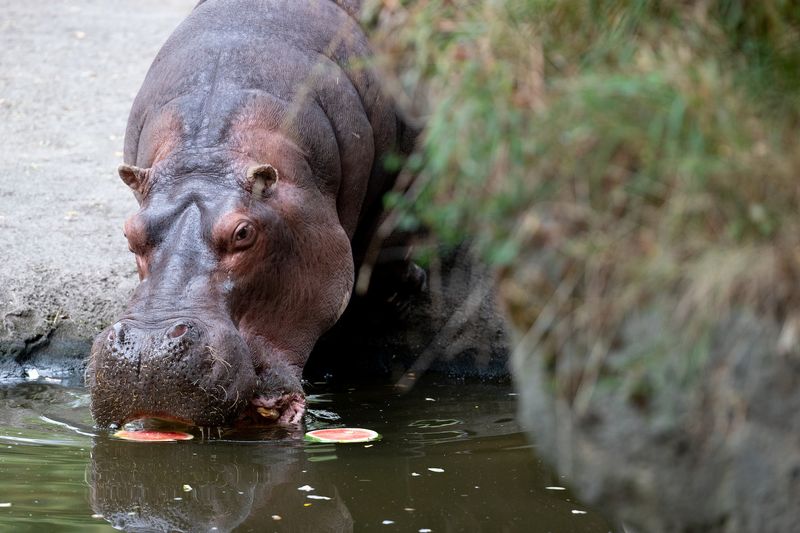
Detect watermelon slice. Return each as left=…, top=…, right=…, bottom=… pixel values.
left=304, top=428, right=381, bottom=443
left=113, top=429, right=194, bottom=442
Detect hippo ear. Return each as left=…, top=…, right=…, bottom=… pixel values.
left=118, top=164, right=149, bottom=203
left=246, top=164, right=279, bottom=201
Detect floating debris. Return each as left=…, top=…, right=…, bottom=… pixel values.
left=256, top=407, right=279, bottom=420
left=427, top=467, right=445, bottom=473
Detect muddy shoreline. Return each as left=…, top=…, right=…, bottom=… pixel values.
left=0, top=0, right=195, bottom=379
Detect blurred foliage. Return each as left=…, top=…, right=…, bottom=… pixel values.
left=366, top=0, right=800, bottom=402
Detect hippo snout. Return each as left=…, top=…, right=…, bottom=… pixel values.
left=105, top=319, right=201, bottom=360
left=87, top=317, right=257, bottom=428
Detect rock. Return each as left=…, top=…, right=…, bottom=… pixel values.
left=513, top=307, right=800, bottom=533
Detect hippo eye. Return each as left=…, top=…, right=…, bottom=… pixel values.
left=235, top=224, right=251, bottom=241
left=232, top=221, right=256, bottom=249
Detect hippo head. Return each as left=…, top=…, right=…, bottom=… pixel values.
left=86, top=145, right=353, bottom=428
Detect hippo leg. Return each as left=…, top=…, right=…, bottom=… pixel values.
left=367, top=248, right=429, bottom=302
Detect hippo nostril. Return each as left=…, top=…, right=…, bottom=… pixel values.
left=168, top=323, right=189, bottom=339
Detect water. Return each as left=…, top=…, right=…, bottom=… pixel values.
left=0, top=380, right=613, bottom=532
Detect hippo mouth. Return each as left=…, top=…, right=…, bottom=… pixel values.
left=236, top=392, right=306, bottom=426
left=110, top=394, right=306, bottom=429
left=86, top=318, right=306, bottom=429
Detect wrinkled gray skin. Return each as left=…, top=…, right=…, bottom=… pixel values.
left=86, top=0, right=416, bottom=428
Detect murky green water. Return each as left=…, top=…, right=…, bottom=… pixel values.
left=0, top=380, right=613, bottom=532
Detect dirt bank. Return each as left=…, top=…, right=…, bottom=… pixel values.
left=508, top=260, right=800, bottom=532
left=0, top=0, right=196, bottom=379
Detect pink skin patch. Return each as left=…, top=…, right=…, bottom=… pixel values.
left=239, top=392, right=306, bottom=426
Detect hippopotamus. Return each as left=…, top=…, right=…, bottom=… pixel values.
left=86, top=0, right=418, bottom=428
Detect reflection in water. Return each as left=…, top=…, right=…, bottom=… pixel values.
left=406, top=429, right=470, bottom=445
left=0, top=382, right=615, bottom=532
left=407, top=419, right=462, bottom=428
left=87, top=438, right=352, bottom=532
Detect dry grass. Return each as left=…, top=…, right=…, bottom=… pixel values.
left=365, top=0, right=800, bottom=402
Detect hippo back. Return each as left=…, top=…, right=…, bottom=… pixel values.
left=124, top=0, right=413, bottom=250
